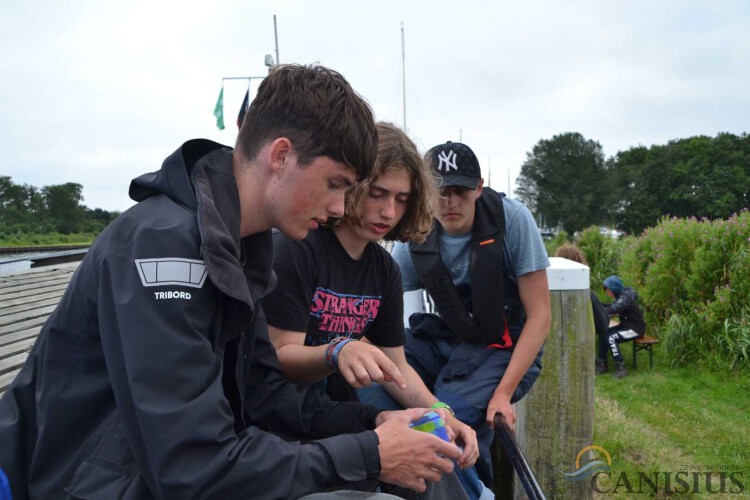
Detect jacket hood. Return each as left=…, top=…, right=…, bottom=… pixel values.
left=129, top=139, right=229, bottom=211
left=129, top=139, right=276, bottom=306
left=603, top=275, right=624, bottom=296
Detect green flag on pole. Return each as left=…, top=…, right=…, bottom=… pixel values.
left=213, top=87, right=225, bottom=130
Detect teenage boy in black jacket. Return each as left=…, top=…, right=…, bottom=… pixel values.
left=0, top=64, right=461, bottom=499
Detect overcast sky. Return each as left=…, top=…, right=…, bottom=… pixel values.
left=2, top=0, right=749, bottom=212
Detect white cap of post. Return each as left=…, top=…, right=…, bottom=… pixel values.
left=546, top=257, right=590, bottom=291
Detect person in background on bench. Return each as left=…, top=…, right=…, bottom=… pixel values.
left=387, top=141, right=551, bottom=488
left=0, top=64, right=462, bottom=499
left=266, top=122, right=487, bottom=499
left=598, top=275, right=646, bottom=378
left=553, top=244, right=609, bottom=346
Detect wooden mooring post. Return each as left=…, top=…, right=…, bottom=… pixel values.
left=405, top=257, right=595, bottom=498
left=493, top=256, right=595, bottom=499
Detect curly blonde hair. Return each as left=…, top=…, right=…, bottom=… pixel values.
left=342, top=122, right=438, bottom=243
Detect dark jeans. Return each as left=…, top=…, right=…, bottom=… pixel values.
left=598, top=325, right=641, bottom=363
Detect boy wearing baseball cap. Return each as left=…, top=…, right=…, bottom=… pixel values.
left=385, top=141, right=551, bottom=487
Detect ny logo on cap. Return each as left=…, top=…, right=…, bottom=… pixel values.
left=437, top=150, right=458, bottom=172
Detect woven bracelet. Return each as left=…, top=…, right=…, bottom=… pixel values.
left=325, top=337, right=351, bottom=369
left=331, top=338, right=355, bottom=370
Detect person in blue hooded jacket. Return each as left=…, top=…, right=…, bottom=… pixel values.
left=597, top=275, right=646, bottom=378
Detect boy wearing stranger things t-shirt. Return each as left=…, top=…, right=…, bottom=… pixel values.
left=264, top=123, right=497, bottom=499
left=270, top=224, right=402, bottom=359
left=264, top=124, right=470, bottom=436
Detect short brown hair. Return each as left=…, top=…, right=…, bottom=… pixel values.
left=343, top=122, right=438, bottom=243
left=554, top=244, right=587, bottom=264
left=235, top=64, right=377, bottom=180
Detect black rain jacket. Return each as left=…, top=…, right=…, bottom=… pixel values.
left=0, top=139, right=381, bottom=499
left=605, top=287, right=646, bottom=335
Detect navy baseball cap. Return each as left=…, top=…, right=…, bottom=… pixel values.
left=425, top=141, right=482, bottom=189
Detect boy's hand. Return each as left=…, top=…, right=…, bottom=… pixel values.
left=375, top=408, right=462, bottom=492
left=337, top=341, right=407, bottom=390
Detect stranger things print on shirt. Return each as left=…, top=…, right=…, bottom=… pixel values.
left=264, top=227, right=405, bottom=349
left=309, top=288, right=381, bottom=343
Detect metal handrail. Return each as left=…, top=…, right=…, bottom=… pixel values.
left=493, top=414, right=546, bottom=500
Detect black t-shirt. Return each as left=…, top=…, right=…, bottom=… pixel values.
left=264, top=227, right=405, bottom=348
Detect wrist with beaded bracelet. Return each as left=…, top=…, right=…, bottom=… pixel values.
left=325, top=337, right=355, bottom=370
left=430, top=401, right=456, bottom=418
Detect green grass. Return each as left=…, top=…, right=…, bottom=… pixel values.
left=0, top=232, right=96, bottom=247
left=593, top=347, right=750, bottom=499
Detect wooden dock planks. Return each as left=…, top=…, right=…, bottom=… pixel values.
left=0, top=262, right=80, bottom=396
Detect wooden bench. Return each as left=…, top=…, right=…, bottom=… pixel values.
left=632, top=335, right=660, bottom=370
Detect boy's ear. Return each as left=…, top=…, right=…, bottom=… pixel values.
left=476, top=178, right=484, bottom=196
left=267, top=137, right=293, bottom=173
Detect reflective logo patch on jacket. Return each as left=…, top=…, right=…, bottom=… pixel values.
left=134, top=258, right=208, bottom=288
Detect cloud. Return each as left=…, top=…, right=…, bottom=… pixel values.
left=1, top=0, right=748, bottom=211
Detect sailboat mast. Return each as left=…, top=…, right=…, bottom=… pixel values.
left=401, top=22, right=406, bottom=131
left=488, top=157, right=492, bottom=188
left=273, top=15, right=280, bottom=65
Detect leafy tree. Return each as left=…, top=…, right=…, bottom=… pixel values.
left=516, top=132, right=609, bottom=233
left=42, top=183, right=87, bottom=234
left=0, top=177, right=118, bottom=239
left=0, top=176, right=45, bottom=232
left=84, top=207, right=119, bottom=232
left=611, top=133, right=750, bottom=234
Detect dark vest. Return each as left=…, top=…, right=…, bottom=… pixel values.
left=409, top=188, right=520, bottom=346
